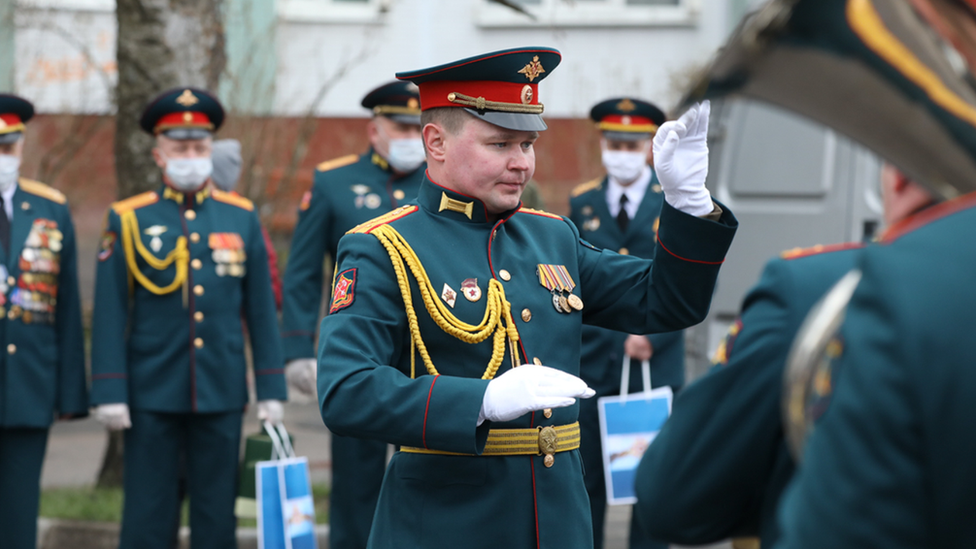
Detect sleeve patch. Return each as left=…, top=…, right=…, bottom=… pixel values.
left=712, top=318, right=743, bottom=366
left=329, top=268, right=357, bottom=314
left=98, top=231, right=117, bottom=262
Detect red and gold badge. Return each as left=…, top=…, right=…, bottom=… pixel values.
left=330, top=268, right=357, bottom=313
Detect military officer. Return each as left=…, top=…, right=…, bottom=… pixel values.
left=0, top=93, right=87, bottom=549
left=280, top=79, right=425, bottom=549
left=90, top=87, right=287, bottom=549
left=568, top=97, right=683, bottom=549
left=662, top=0, right=976, bottom=547
left=316, top=47, right=737, bottom=549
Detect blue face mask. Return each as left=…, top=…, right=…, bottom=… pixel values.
left=0, top=155, right=20, bottom=191
left=163, top=155, right=213, bottom=192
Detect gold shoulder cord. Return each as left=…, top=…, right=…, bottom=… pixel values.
left=370, top=224, right=520, bottom=380
left=119, top=210, right=189, bottom=296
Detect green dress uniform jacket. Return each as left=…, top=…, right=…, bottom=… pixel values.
left=281, top=150, right=426, bottom=361
left=568, top=172, right=683, bottom=549
left=90, top=187, right=286, bottom=411
left=317, top=177, right=737, bottom=549
left=776, top=194, right=976, bottom=549
left=0, top=178, right=87, bottom=425
left=634, top=243, right=862, bottom=548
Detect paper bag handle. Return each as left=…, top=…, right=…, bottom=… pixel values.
left=619, top=356, right=652, bottom=405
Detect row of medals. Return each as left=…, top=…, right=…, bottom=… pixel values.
left=213, top=248, right=246, bottom=277
left=5, top=221, right=63, bottom=323
left=551, top=290, right=583, bottom=314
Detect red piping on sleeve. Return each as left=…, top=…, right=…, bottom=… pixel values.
left=422, top=374, right=440, bottom=449
left=657, top=236, right=725, bottom=265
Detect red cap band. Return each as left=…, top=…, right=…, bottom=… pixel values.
left=154, top=111, right=214, bottom=133
left=0, top=114, right=24, bottom=133
left=419, top=80, right=539, bottom=110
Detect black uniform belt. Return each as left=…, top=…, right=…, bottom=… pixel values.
left=400, top=422, right=580, bottom=467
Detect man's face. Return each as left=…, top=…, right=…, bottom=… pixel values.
left=152, top=134, right=213, bottom=169
left=0, top=137, right=25, bottom=159
left=440, top=116, right=537, bottom=214
left=368, top=116, right=422, bottom=160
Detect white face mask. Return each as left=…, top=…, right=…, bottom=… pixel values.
left=163, top=156, right=213, bottom=192
left=0, top=155, right=20, bottom=192
left=601, top=149, right=648, bottom=185
left=386, top=138, right=426, bottom=174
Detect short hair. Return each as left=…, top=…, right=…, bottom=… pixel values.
left=421, top=107, right=472, bottom=135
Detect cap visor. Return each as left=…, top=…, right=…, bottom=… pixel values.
left=0, top=131, right=23, bottom=145
left=162, top=128, right=213, bottom=141
left=464, top=109, right=547, bottom=132
left=385, top=113, right=422, bottom=126
left=602, top=131, right=651, bottom=142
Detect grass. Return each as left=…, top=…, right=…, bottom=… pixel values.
left=40, top=484, right=330, bottom=526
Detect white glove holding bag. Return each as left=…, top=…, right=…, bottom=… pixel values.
left=257, top=400, right=285, bottom=424
left=653, top=100, right=715, bottom=218
left=94, top=403, right=131, bottom=431
left=285, top=358, right=318, bottom=398
left=478, top=364, right=596, bottom=425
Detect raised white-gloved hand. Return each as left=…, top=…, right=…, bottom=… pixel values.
left=653, top=100, right=714, bottom=217
left=257, top=400, right=285, bottom=424
left=93, top=403, right=131, bottom=431
left=479, top=364, right=596, bottom=425
left=285, top=358, right=317, bottom=398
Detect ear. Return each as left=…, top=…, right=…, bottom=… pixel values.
left=366, top=119, right=380, bottom=148
left=151, top=147, right=167, bottom=170
left=423, top=122, right=448, bottom=163
left=892, top=168, right=912, bottom=193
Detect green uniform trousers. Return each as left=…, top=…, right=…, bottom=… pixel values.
left=0, top=427, right=48, bottom=549
left=120, top=410, right=242, bottom=549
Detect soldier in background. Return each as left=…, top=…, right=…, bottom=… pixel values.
left=90, top=87, right=286, bottom=549
left=280, top=80, right=425, bottom=549
left=0, top=93, right=87, bottom=549
left=568, top=97, right=682, bottom=549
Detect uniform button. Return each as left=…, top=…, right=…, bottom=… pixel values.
left=619, top=247, right=629, bottom=255
left=499, top=269, right=511, bottom=281
left=191, top=259, right=202, bottom=270
left=394, top=189, right=405, bottom=200
left=521, top=308, right=532, bottom=322
left=533, top=357, right=542, bottom=365
left=194, top=338, right=204, bottom=348
left=185, top=210, right=197, bottom=221
left=6, top=276, right=13, bottom=286
left=7, top=344, right=15, bottom=355
left=190, top=232, right=201, bottom=243
left=194, top=285, right=204, bottom=296
left=194, top=311, right=204, bottom=322
left=7, top=307, right=20, bottom=320
left=544, top=408, right=553, bottom=419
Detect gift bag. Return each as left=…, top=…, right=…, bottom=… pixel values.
left=236, top=421, right=295, bottom=518
left=256, top=422, right=318, bottom=549
left=597, top=357, right=673, bottom=505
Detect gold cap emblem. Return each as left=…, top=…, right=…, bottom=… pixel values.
left=0, top=118, right=6, bottom=129
left=176, top=89, right=199, bottom=107
left=617, top=98, right=636, bottom=112
left=621, top=115, right=632, bottom=125
left=518, top=56, right=546, bottom=82
left=520, top=85, right=534, bottom=105
left=407, top=97, right=419, bottom=109
left=182, top=112, right=193, bottom=122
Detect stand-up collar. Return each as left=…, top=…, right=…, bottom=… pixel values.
left=162, top=184, right=211, bottom=206
left=417, top=172, right=520, bottom=224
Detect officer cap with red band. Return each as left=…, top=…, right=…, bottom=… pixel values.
left=0, top=94, right=34, bottom=145
left=140, top=87, right=225, bottom=140
left=361, top=80, right=422, bottom=126
left=589, top=97, right=666, bottom=142
left=396, top=46, right=561, bottom=132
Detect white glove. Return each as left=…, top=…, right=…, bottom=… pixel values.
left=93, top=403, right=131, bottom=431
left=257, top=400, right=285, bottom=424
left=285, top=358, right=318, bottom=398
left=479, top=364, right=596, bottom=425
left=653, top=100, right=715, bottom=217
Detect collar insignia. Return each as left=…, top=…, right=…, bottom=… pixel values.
left=438, top=192, right=474, bottom=219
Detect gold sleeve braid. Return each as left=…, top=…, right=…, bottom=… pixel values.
left=369, top=224, right=520, bottom=380
left=119, top=210, right=189, bottom=295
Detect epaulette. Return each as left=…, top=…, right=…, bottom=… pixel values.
left=111, top=191, right=159, bottom=214
left=18, top=178, right=67, bottom=205
left=518, top=206, right=562, bottom=220
left=780, top=242, right=864, bottom=260
left=570, top=178, right=602, bottom=198
left=316, top=154, right=359, bottom=173
left=347, top=205, right=418, bottom=235
left=212, top=189, right=254, bottom=211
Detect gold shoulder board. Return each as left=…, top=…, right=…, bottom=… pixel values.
left=570, top=178, right=602, bottom=198
left=18, top=178, right=67, bottom=204
left=111, top=191, right=159, bottom=214
left=316, top=154, right=359, bottom=173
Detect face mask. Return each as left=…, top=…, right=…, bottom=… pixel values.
left=163, top=156, right=213, bottom=192
left=601, top=149, right=647, bottom=184
left=0, top=155, right=20, bottom=191
left=386, top=138, right=426, bottom=173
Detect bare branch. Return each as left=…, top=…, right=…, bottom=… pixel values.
left=488, top=0, right=538, bottom=20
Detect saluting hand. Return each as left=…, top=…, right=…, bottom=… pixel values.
left=653, top=100, right=714, bottom=217
left=478, top=364, right=596, bottom=425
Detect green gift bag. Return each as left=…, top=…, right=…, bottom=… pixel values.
left=236, top=421, right=294, bottom=518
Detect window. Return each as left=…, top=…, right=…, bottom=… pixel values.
left=277, top=0, right=389, bottom=24
left=476, top=0, right=696, bottom=28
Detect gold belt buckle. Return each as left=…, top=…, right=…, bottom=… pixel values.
left=538, top=426, right=558, bottom=468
